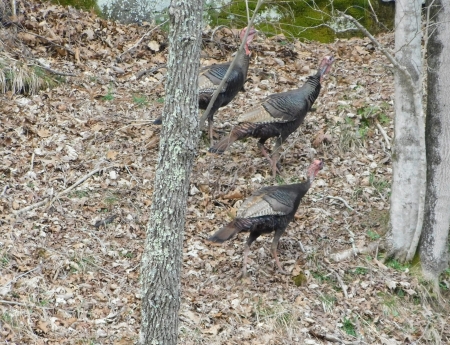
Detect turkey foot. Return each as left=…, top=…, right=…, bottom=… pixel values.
left=258, top=142, right=282, bottom=177
left=271, top=247, right=289, bottom=275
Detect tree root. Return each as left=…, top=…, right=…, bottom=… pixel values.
left=330, top=241, right=380, bottom=262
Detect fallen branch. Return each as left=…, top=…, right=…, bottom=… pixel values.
left=0, top=299, right=53, bottom=309
left=24, top=31, right=75, bottom=55
left=327, top=267, right=348, bottom=299
left=1, top=184, right=8, bottom=197
left=326, top=195, right=360, bottom=214
left=375, top=120, right=391, bottom=150
left=309, top=327, right=362, bottom=344
left=14, top=165, right=117, bottom=215
left=330, top=241, right=380, bottom=262
left=135, top=64, right=167, bottom=80
left=32, top=61, right=76, bottom=77
left=116, top=20, right=169, bottom=62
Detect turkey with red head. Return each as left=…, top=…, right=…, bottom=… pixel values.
left=154, top=27, right=257, bottom=143
left=208, top=159, right=324, bottom=277
left=210, top=56, right=334, bottom=177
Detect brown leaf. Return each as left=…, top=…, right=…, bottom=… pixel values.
left=223, top=188, right=243, bottom=200
left=12, top=201, right=20, bottom=210
left=37, top=128, right=51, bottom=138
left=106, top=150, right=119, bottom=160
left=36, top=320, right=49, bottom=333
left=147, top=40, right=160, bottom=52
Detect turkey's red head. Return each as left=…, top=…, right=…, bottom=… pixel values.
left=240, top=27, right=257, bottom=55
left=318, top=56, right=334, bottom=81
left=307, top=159, right=324, bottom=181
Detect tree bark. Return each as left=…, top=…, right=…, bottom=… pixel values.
left=419, top=0, right=450, bottom=283
left=139, top=0, right=203, bottom=343
left=387, top=0, right=426, bottom=262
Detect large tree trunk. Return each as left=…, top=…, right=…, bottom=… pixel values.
left=387, top=0, right=426, bottom=262
left=139, top=0, right=203, bottom=343
left=419, top=0, right=450, bottom=283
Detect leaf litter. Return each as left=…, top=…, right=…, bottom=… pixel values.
left=0, top=1, right=449, bottom=344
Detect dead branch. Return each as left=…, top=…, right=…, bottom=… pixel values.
left=135, top=64, right=167, bottom=80
left=326, top=195, right=360, bottom=214
left=0, top=299, right=54, bottom=309
left=327, top=267, right=348, bottom=299
left=116, top=20, right=169, bottom=62
left=337, top=11, right=411, bottom=79
left=14, top=165, right=118, bottom=215
left=32, top=61, right=76, bottom=77
left=309, top=327, right=363, bottom=344
left=24, top=31, right=75, bottom=55
left=330, top=241, right=380, bottom=262
left=367, top=0, right=379, bottom=23
left=375, top=120, right=391, bottom=150
left=1, top=185, right=8, bottom=197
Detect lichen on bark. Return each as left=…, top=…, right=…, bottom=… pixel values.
left=139, top=0, right=203, bottom=344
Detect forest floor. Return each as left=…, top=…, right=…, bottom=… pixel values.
left=1, top=1, right=450, bottom=344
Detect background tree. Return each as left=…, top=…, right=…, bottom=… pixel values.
left=341, top=0, right=450, bottom=283
left=387, top=0, right=426, bottom=262
left=419, top=0, right=450, bottom=285
left=139, top=0, right=203, bottom=343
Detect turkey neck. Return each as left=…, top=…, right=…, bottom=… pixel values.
left=236, top=47, right=251, bottom=76
left=278, top=182, right=312, bottom=216
left=302, top=72, right=322, bottom=111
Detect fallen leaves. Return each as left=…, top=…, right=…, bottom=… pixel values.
left=0, top=1, right=448, bottom=344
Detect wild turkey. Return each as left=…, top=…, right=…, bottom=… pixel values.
left=153, top=27, right=257, bottom=143
left=210, top=56, right=334, bottom=177
left=208, top=159, right=323, bottom=276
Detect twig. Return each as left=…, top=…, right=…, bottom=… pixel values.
left=32, top=61, right=77, bottom=77
left=330, top=241, right=380, bottom=262
left=199, top=0, right=265, bottom=130
left=309, top=327, right=362, bottom=344
left=375, top=120, right=391, bottom=150
left=135, top=64, right=167, bottom=80
left=14, top=165, right=117, bottom=215
left=326, top=195, right=360, bottom=214
left=23, top=31, right=75, bottom=55
left=125, top=165, right=140, bottom=185
left=337, top=11, right=412, bottom=80
left=1, top=185, right=8, bottom=197
left=367, top=0, right=379, bottom=23
left=327, top=267, right=348, bottom=299
left=30, top=152, right=35, bottom=171
left=1, top=266, right=40, bottom=288
left=0, top=299, right=54, bottom=309
left=116, top=20, right=169, bottom=62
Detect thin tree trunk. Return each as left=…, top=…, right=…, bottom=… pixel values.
left=139, top=0, right=203, bottom=343
left=387, top=0, right=426, bottom=262
left=419, top=0, right=450, bottom=283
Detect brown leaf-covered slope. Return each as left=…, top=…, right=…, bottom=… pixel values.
left=1, top=1, right=449, bottom=344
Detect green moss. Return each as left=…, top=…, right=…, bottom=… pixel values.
left=48, top=0, right=101, bottom=15
left=210, top=0, right=394, bottom=43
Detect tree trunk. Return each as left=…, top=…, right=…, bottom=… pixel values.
left=139, top=0, right=203, bottom=343
left=419, top=0, right=450, bottom=283
left=387, top=0, right=426, bottom=262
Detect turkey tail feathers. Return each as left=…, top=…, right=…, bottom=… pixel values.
left=208, top=221, right=240, bottom=243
